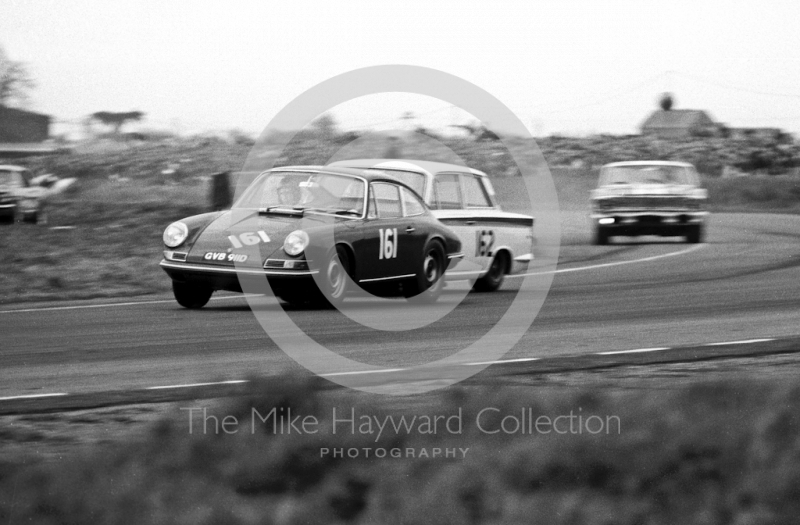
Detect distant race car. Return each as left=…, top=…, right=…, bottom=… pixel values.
left=590, top=161, right=708, bottom=244
left=0, top=165, right=48, bottom=224
left=160, top=166, right=463, bottom=308
left=329, top=159, right=535, bottom=291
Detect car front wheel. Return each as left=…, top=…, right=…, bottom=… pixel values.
left=686, top=225, right=704, bottom=244
left=318, top=246, right=350, bottom=307
left=172, top=281, right=213, bottom=309
left=593, top=226, right=610, bottom=245
left=404, top=240, right=445, bottom=304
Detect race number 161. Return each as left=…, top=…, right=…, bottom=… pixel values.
left=379, top=228, right=398, bottom=259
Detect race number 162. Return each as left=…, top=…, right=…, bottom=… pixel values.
left=379, top=228, right=398, bottom=259
left=476, top=230, right=495, bottom=257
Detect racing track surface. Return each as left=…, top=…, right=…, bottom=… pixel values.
left=1, top=212, right=800, bottom=399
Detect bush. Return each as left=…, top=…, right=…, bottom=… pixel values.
left=3, top=375, right=800, bottom=524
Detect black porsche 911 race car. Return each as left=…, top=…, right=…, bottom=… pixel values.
left=160, top=166, right=463, bottom=308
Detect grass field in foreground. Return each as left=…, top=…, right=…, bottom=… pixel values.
left=1, top=374, right=798, bottom=524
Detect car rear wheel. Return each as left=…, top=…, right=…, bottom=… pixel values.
left=593, top=226, right=610, bottom=245
left=172, top=281, right=213, bottom=309
left=473, top=251, right=508, bottom=292
left=686, top=225, right=704, bottom=244
left=404, top=240, right=445, bottom=304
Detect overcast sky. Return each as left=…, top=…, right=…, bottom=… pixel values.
left=2, top=0, right=800, bottom=137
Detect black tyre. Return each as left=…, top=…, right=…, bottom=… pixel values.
left=317, top=246, right=351, bottom=308
left=686, top=225, right=704, bottom=244
left=172, top=281, right=213, bottom=309
left=473, top=251, right=508, bottom=292
left=404, top=240, right=445, bottom=304
left=593, top=226, right=610, bottom=245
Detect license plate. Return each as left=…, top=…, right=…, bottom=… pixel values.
left=204, top=252, right=248, bottom=263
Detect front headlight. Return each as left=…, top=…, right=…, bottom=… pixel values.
left=283, top=230, right=309, bottom=256
left=163, top=221, right=189, bottom=248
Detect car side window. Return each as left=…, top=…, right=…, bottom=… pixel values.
left=433, top=173, right=463, bottom=210
left=401, top=187, right=426, bottom=217
left=462, top=174, right=492, bottom=208
left=372, top=183, right=402, bottom=219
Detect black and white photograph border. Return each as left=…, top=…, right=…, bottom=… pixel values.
left=2, top=1, right=800, bottom=523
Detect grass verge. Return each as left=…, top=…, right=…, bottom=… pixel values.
left=0, top=178, right=207, bottom=305
left=0, top=374, right=798, bottom=524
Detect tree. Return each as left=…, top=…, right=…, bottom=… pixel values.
left=91, top=111, right=145, bottom=134
left=0, top=61, right=36, bottom=107
left=311, top=113, right=338, bottom=137
left=659, top=92, right=674, bottom=111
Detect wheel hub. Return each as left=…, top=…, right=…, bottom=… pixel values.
left=424, top=254, right=438, bottom=283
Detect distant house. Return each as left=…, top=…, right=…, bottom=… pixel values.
left=0, top=106, right=57, bottom=157
left=640, top=109, right=717, bottom=139
left=0, top=106, right=51, bottom=143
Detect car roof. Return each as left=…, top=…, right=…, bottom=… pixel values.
left=602, top=161, right=695, bottom=168
left=327, top=159, right=488, bottom=178
left=267, top=165, right=412, bottom=185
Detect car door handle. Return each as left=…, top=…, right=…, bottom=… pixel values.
left=465, top=220, right=476, bottom=225
left=405, top=226, right=416, bottom=233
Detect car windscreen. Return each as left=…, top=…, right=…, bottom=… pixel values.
left=599, top=165, right=698, bottom=186
left=365, top=169, right=426, bottom=198
left=0, top=171, right=18, bottom=186
left=234, top=171, right=366, bottom=216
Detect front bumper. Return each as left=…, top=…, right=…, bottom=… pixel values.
left=160, top=259, right=319, bottom=293
left=591, top=211, right=708, bottom=234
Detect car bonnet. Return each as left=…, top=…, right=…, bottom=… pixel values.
left=186, top=211, right=308, bottom=265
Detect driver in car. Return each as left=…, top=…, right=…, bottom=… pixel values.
left=278, top=177, right=302, bottom=206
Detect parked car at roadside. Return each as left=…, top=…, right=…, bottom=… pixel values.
left=329, top=159, right=535, bottom=292
left=0, top=165, right=48, bottom=224
left=590, top=161, right=708, bottom=244
left=160, top=166, right=463, bottom=308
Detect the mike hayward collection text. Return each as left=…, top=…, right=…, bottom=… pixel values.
left=181, top=406, right=622, bottom=438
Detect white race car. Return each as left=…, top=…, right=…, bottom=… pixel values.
left=591, top=161, right=708, bottom=244
left=329, top=159, right=534, bottom=291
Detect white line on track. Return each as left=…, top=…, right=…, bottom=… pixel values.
left=0, top=393, right=68, bottom=401
left=704, top=338, right=775, bottom=346
left=0, top=294, right=253, bottom=314
left=1, top=245, right=705, bottom=315
left=0, top=335, right=785, bottom=402
left=509, top=243, right=707, bottom=278
left=597, top=347, right=670, bottom=356
left=465, top=357, right=540, bottom=366
left=146, top=380, right=250, bottom=390
left=322, top=368, right=405, bottom=377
